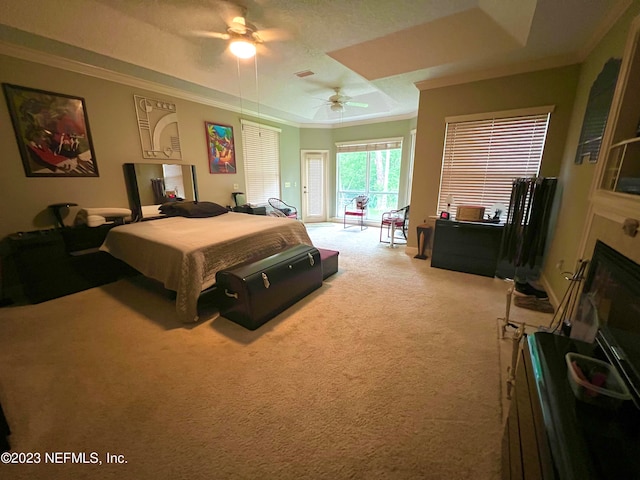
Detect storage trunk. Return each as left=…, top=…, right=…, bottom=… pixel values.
left=215, top=245, right=322, bottom=330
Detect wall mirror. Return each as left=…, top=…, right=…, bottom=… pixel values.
left=124, top=163, right=198, bottom=220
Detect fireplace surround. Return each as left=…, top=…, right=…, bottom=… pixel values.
left=581, top=240, right=640, bottom=408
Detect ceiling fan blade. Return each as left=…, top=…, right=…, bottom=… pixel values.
left=191, top=30, right=230, bottom=40
left=258, top=27, right=292, bottom=43
left=346, top=101, right=368, bottom=108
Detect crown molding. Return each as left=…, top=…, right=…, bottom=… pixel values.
left=415, top=1, right=634, bottom=92
left=302, top=111, right=417, bottom=129
left=414, top=53, right=580, bottom=91
left=0, top=41, right=303, bottom=126
left=0, top=40, right=416, bottom=129
left=576, top=0, right=633, bottom=61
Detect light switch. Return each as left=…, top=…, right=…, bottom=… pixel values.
left=285, top=182, right=291, bottom=188
left=233, top=183, right=239, bottom=190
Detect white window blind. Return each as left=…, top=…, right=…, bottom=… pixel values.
left=336, top=139, right=402, bottom=153
left=307, top=157, right=323, bottom=216
left=438, top=111, right=551, bottom=218
left=241, top=120, right=281, bottom=204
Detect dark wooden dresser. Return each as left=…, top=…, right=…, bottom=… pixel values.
left=0, top=400, right=9, bottom=452
left=2, top=224, right=137, bottom=304
left=431, top=219, right=504, bottom=277
left=502, top=336, right=555, bottom=479
left=503, top=332, right=640, bottom=479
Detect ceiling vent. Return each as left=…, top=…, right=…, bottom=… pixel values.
left=294, top=70, right=315, bottom=78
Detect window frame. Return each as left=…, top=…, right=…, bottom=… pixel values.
left=335, top=137, right=403, bottom=220
left=438, top=106, right=554, bottom=220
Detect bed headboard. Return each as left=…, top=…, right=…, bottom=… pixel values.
left=124, top=163, right=199, bottom=220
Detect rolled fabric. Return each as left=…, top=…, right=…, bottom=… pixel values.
left=87, top=215, right=107, bottom=227
left=84, top=207, right=132, bottom=217
left=75, top=207, right=132, bottom=226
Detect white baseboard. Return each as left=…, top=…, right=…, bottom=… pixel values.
left=539, top=273, right=559, bottom=310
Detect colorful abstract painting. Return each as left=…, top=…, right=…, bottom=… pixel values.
left=205, top=122, right=236, bottom=174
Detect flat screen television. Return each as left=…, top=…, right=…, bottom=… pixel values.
left=583, top=240, right=640, bottom=409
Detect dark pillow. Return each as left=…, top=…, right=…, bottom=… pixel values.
left=159, top=201, right=229, bottom=218
left=159, top=202, right=179, bottom=215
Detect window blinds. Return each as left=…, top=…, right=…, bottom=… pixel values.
left=438, top=112, right=551, bottom=217
left=307, top=156, right=324, bottom=216
left=336, top=139, right=402, bottom=153
left=241, top=120, right=281, bottom=205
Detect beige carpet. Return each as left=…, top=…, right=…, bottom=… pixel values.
left=0, top=223, right=550, bottom=479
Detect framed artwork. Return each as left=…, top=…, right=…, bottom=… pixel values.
left=134, top=95, right=182, bottom=160
left=2, top=83, right=99, bottom=177
left=205, top=122, right=236, bottom=174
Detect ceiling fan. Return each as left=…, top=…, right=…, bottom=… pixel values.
left=191, top=4, right=285, bottom=59
left=325, top=87, right=369, bottom=112
left=194, top=11, right=261, bottom=58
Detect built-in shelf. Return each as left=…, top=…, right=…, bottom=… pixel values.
left=601, top=140, right=640, bottom=194
left=592, top=14, right=640, bottom=216
left=610, top=136, right=640, bottom=148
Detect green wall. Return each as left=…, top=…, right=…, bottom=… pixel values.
left=410, top=3, right=640, bottom=303
left=4, top=2, right=639, bottom=307
left=0, top=52, right=415, bottom=239
left=0, top=53, right=312, bottom=239
left=301, top=119, right=414, bottom=218
left=413, top=65, right=581, bottom=253
left=542, top=2, right=640, bottom=301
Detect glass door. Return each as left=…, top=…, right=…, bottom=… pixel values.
left=301, top=150, right=327, bottom=222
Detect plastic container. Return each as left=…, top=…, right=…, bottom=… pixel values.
left=565, top=352, right=632, bottom=409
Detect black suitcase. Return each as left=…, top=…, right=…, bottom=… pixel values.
left=215, top=245, right=323, bottom=330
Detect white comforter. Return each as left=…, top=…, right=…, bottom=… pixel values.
left=100, top=213, right=313, bottom=323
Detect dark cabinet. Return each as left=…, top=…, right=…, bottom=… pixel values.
left=504, top=332, right=640, bottom=479
left=0, top=401, right=9, bottom=453
left=3, top=225, right=137, bottom=304
left=502, top=338, right=555, bottom=479
left=431, top=219, right=504, bottom=277
left=232, top=205, right=267, bottom=215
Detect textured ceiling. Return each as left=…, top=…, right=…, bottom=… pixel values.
left=0, top=0, right=631, bottom=126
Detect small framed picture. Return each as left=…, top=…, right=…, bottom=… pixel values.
left=440, top=211, right=450, bottom=220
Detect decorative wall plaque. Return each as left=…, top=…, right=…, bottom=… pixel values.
left=134, top=95, right=182, bottom=160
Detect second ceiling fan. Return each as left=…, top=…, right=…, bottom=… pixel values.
left=326, top=87, right=369, bottom=112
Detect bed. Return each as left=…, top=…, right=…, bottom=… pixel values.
left=100, top=212, right=313, bottom=323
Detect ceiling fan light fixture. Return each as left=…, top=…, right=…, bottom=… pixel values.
left=330, top=102, right=343, bottom=112
left=229, top=38, right=256, bottom=59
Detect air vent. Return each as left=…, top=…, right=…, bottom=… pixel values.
left=294, top=70, right=315, bottom=78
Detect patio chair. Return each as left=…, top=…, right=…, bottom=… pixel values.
left=380, top=205, right=410, bottom=244
left=268, top=198, right=298, bottom=219
left=343, top=195, right=369, bottom=229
